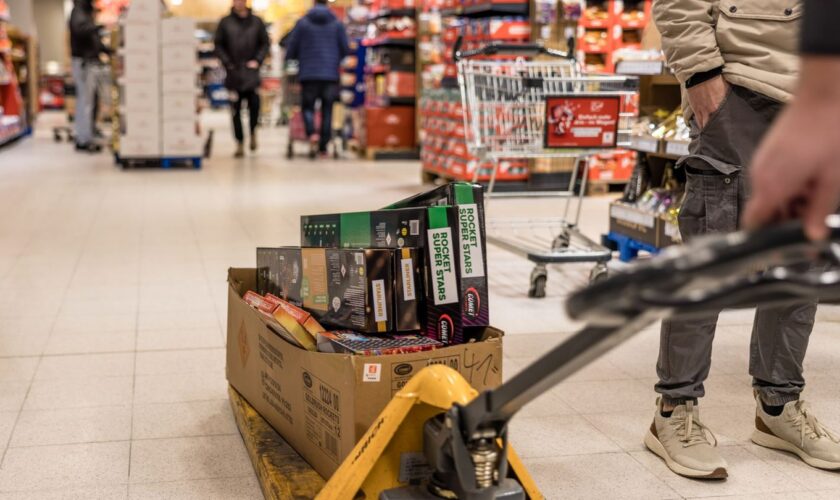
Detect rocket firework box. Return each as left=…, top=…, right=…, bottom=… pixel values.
left=301, top=204, right=483, bottom=344
left=384, top=183, right=489, bottom=328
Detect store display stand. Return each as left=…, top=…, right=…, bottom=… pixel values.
left=0, top=7, right=35, bottom=149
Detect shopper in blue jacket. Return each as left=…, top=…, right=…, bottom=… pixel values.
left=285, top=0, right=352, bottom=158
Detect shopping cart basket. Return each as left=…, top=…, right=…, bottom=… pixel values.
left=455, top=42, right=639, bottom=297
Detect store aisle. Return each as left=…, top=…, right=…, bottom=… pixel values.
left=1, top=111, right=840, bottom=499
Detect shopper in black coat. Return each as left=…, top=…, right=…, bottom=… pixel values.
left=69, top=0, right=107, bottom=152
left=215, top=0, right=270, bottom=157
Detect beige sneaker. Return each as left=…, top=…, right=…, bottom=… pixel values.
left=752, top=395, right=840, bottom=470
left=644, top=398, right=728, bottom=479
left=234, top=142, right=245, bottom=158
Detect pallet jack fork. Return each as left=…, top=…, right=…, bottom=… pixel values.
left=317, top=217, right=840, bottom=499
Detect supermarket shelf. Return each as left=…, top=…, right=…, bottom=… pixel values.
left=366, top=63, right=415, bottom=74
left=368, top=96, right=416, bottom=107
left=369, top=8, right=416, bottom=20
left=441, top=2, right=529, bottom=18
left=0, top=124, right=28, bottom=149
left=367, top=147, right=420, bottom=161
left=362, top=37, right=416, bottom=48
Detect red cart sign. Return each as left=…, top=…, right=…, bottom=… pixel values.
left=544, top=95, right=621, bottom=148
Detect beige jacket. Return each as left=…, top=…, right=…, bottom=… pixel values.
left=653, top=0, right=802, bottom=111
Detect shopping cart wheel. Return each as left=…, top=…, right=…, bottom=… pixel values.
left=552, top=232, right=571, bottom=250
left=528, top=265, right=548, bottom=299
left=589, top=263, right=609, bottom=284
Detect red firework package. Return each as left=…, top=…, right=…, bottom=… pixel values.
left=544, top=95, right=621, bottom=148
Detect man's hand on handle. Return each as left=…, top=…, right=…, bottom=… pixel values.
left=686, top=75, right=729, bottom=129
left=743, top=58, right=840, bottom=241
left=246, top=60, right=259, bottom=69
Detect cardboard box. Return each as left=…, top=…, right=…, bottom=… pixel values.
left=657, top=214, right=682, bottom=247
left=608, top=201, right=659, bottom=248
left=119, top=135, right=160, bottom=157
left=226, top=267, right=503, bottom=479
left=123, top=23, right=160, bottom=48
left=301, top=206, right=479, bottom=344
left=384, top=183, right=489, bottom=328
left=124, top=111, right=161, bottom=137
left=257, top=248, right=420, bottom=334
left=161, top=45, right=198, bottom=72
left=162, top=119, right=197, bottom=138
left=161, top=17, right=197, bottom=46
left=124, top=0, right=161, bottom=23
left=161, top=72, right=198, bottom=94
left=122, top=83, right=160, bottom=112
left=365, top=107, right=415, bottom=148
left=161, top=139, right=203, bottom=158
left=162, top=92, right=197, bottom=120
left=123, top=50, right=160, bottom=82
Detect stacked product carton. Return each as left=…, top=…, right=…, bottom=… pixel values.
left=120, top=0, right=162, bottom=156
left=119, top=2, right=201, bottom=158
left=160, top=17, right=202, bottom=157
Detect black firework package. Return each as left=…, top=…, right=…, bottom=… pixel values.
left=385, top=182, right=490, bottom=328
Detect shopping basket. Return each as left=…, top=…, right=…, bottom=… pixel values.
left=455, top=42, right=639, bottom=297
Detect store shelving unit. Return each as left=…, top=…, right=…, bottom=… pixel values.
left=0, top=15, right=35, bottom=148
left=577, top=0, right=651, bottom=73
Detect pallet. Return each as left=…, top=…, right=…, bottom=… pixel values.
left=365, top=147, right=420, bottom=161
left=585, top=180, right=628, bottom=196
left=229, top=386, right=325, bottom=500
left=116, top=155, right=202, bottom=169
left=602, top=231, right=661, bottom=263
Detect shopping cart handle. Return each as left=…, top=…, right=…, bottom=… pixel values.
left=453, top=37, right=571, bottom=62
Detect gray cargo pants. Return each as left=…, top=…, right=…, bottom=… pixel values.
left=655, top=84, right=817, bottom=407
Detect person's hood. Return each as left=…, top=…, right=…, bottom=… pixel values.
left=230, top=7, right=252, bottom=19
left=305, top=4, right=336, bottom=25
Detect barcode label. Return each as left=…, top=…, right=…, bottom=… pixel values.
left=325, top=431, right=338, bottom=457
left=410, top=220, right=420, bottom=236
left=354, top=252, right=364, bottom=266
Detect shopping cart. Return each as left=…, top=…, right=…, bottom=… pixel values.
left=455, top=42, right=639, bottom=297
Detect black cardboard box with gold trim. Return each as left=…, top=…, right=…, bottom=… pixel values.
left=226, top=268, right=503, bottom=479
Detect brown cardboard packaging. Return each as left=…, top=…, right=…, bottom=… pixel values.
left=226, top=268, right=503, bottom=479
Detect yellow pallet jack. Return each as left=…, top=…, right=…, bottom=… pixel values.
left=251, top=218, right=840, bottom=499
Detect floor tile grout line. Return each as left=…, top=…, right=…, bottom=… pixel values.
left=5, top=432, right=241, bottom=451
left=0, top=187, right=107, bottom=468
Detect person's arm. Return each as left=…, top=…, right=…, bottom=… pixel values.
left=69, top=9, right=99, bottom=38
left=653, top=0, right=728, bottom=127
left=338, top=22, right=352, bottom=59
left=284, top=24, right=300, bottom=62
left=214, top=20, right=234, bottom=70
left=743, top=0, right=840, bottom=240
left=254, top=19, right=270, bottom=65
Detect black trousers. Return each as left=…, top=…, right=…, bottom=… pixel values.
left=230, top=89, right=260, bottom=143
left=301, top=81, right=339, bottom=153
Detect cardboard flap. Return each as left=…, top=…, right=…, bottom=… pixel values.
left=228, top=268, right=257, bottom=297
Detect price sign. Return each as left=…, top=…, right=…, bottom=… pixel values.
left=544, top=95, right=621, bottom=149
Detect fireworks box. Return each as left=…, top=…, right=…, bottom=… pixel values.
left=301, top=205, right=478, bottom=344
left=384, top=183, right=489, bottom=328
left=257, top=247, right=420, bottom=334
left=226, top=268, right=503, bottom=480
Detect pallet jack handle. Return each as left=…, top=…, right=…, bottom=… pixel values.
left=427, top=216, right=840, bottom=499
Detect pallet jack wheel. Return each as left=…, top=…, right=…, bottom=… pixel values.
left=528, top=266, right=548, bottom=298
left=589, top=263, right=609, bottom=284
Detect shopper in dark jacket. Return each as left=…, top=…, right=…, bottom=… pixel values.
left=215, top=0, right=270, bottom=157
left=285, top=0, right=352, bottom=157
left=69, top=0, right=106, bottom=152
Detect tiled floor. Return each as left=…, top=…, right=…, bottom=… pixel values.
left=1, top=111, right=840, bottom=498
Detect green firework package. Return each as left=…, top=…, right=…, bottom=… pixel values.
left=257, top=247, right=420, bottom=334
left=384, top=183, right=489, bottom=327
left=301, top=205, right=480, bottom=344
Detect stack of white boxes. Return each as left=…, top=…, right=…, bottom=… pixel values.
left=160, top=17, right=202, bottom=157
left=120, top=0, right=161, bottom=157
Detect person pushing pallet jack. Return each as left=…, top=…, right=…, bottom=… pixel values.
left=307, top=216, right=840, bottom=499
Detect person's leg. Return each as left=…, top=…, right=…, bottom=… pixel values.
left=231, top=91, right=245, bottom=145
left=318, top=82, right=338, bottom=153
left=246, top=90, right=260, bottom=151
left=71, top=58, right=94, bottom=146
left=301, top=82, right=318, bottom=140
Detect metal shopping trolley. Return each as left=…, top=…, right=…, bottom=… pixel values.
left=455, top=42, right=639, bottom=297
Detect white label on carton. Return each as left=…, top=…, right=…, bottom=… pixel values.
left=363, top=363, right=381, bottom=382
left=428, top=227, right=458, bottom=305
left=372, top=280, right=387, bottom=322
left=401, top=259, right=416, bottom=301
left=457, top=204, right=485, bottom=278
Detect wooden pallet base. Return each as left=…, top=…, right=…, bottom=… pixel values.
left=229, top=386, right=325, bottom=500
left=585, top=180, right=627, bottom=196
left=365, top=147, right=419, bottom=161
